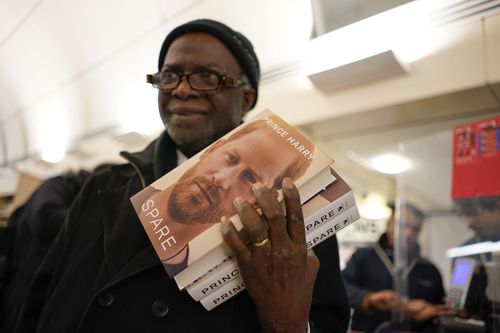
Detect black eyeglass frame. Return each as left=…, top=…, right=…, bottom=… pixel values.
left=146, top=71, right=245, bottom=91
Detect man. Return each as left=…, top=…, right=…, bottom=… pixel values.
left=455, top=196, right=500, bottom=245
left=16, top=19, right=349, bottom=333
left=452, top=196, right=500, bottom=331
left=342, top=203, right=449, bottom=333
left=136, top=118, right=313, bottom=276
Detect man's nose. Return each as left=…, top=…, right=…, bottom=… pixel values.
left=212, top=167, right=242, bottom=190
left=211, top=168, right=258, bottom=206
left=171, top=76, right=198, bottom=99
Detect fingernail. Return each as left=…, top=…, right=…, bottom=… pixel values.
left=220, top=216, right=230, bottom=235
left=233, top=197, right=245, bottom=207
left=252, top=182, right=265, bottom=195
left=282, top=177, right=293, bottom=189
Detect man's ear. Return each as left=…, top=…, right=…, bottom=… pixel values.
left=199, top=139, right=226, bottom=160
left=241, top=87, right=256, bottom=116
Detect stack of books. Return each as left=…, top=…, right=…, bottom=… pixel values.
left=131, top=109, right=359, bottom=310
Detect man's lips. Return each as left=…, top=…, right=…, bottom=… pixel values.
left=168, top=107, right=207, bottom=117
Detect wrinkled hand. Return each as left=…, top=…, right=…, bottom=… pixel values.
left=363, top=290, right=397, bottom=312
left=405, top=299, right=453, bottom=322
left=221, top=178, right=319, bottom=333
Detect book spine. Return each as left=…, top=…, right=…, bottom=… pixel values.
left=200, top=276, right=246, bottom=311
left=304, top=191, right=356, bottom=234
left=174, top=244, right=232, bottom=290
left=187, top=258, right=240, bottom=301
left=306, top=205, right=360, bottom=249
left=197, top=205, right=360, bottom=309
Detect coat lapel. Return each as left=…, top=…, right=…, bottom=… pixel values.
left=99, top=176, right=160, bottom=284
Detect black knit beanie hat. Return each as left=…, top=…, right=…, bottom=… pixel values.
left=157, top=19, right=260, bottom=108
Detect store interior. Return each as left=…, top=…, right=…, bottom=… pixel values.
left=1, top=0, right=500, bottom=331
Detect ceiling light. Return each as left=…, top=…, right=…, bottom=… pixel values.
left=359, top=192, right=392, bottom=220
left=370, top=153, right=412, bottom=174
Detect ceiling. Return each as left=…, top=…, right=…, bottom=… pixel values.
left=1, top=0, right=500, bottom=215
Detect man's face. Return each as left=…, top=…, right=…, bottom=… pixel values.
left=158, top=32, right=255, bottom=157
left=167, top=127, right=298, bottom=224
left=386, top=210, right=423, bottom=249
left=460, top=204, right=500, bottom=238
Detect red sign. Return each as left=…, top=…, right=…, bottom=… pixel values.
left=452, top=114, right=500, bottom=199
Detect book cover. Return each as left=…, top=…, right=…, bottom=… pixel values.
left=174, top=166, right=336, bottom=290
left=186, top=169, right=356, bottom=301
left=131, top=109, right=334, bottom=278
left=198, top=204, right=360, bottom=310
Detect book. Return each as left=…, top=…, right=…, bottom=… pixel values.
left=198, top=204, right=360, bottom=310
left=188, top=257, right=239, bottom=301
left=131, top=109, right=335, bottom=282
left=200, top=275, right=246, bottom=311
left=186, top=169, right=356, bottom=301
left=305, top=204, right=360, bottom=249
left=174, top=166, right=336, bottom=290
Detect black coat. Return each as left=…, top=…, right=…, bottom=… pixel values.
left=16, top=136, right=350, bottom=333
left=0, top=171, right=90, bottom=332
left=342, top=233, right=446, bottom=333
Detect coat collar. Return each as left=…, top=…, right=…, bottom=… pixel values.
left=118, top=130, right=178, bottom=187
left=377, top=232, right=421, bottom=262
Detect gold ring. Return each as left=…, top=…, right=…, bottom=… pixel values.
left=253, top=237, right=269, bottom=248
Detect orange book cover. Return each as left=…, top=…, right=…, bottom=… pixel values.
left=130, top=109, right=334, bottom=278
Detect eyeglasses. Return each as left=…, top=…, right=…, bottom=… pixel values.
left=146, top=71, right=245, bottom=91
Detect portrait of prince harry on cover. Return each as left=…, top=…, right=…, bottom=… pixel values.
left=134, top=113, right=315, bottom=277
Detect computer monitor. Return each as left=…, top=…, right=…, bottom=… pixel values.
left=449, top=258, right=476, bottom=310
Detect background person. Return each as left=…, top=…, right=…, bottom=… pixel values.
left=16, top=19, right=349, bottom=333
left=0, top=169, right=90, bottom=332
left=0, top=164, right=113, bottom=332
left=451, top=196, right=500, bottom=332
left=342, top=203, right=449, bottom=333
left=455, top=196, right=500, bottom=245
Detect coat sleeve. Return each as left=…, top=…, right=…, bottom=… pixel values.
left=341, top=249, right=372, bottom=311
left=14, top=175, right=97, bottom=333
left=309, top=235, right=350, bottom=333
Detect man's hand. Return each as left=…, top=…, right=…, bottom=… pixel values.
left=405, top=299, right=453, bottom=322
left=221, top=178, right=319, bottom=333
left=362, top=290, right=397, bottom=312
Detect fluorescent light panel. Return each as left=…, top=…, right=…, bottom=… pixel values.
left=307, top=50, right=408, bottom=91
left=447, top=241, right=500, bottom=258
left=304, top=0, right=451, bottom=91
